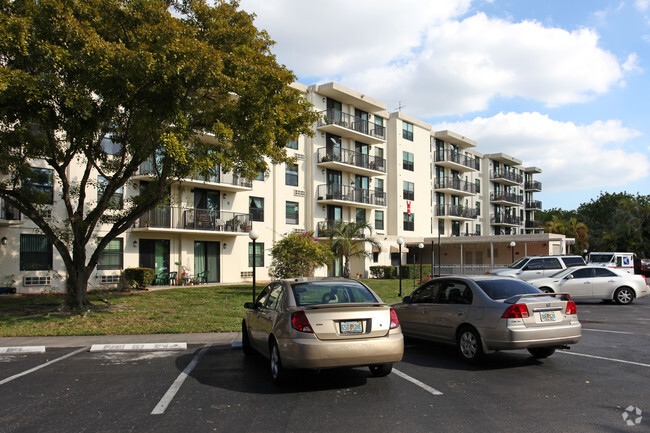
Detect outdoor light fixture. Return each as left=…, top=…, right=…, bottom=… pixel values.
left=132, top=240, right=137, bottom=248
left=223, top=243, right=227, bottom=249
left=418, top=242, right=424, bottom=283
left=396, top=237, right=404, bottom=297
left=249, top=229, right=260, bottom=303
left=1, top=237, right=7, bottom=246
left=510, top=241, right=516, bottom=263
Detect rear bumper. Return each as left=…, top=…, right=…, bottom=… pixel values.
left=277, top=331, right=404, bottom=370
left=482, top=322, right=582, bottom=351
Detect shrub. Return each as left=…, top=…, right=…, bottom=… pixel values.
left=123, top=268, right=155, bottom=290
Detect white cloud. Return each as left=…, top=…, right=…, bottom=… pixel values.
left=240, top=2, right=628, bottom=117
left=622, top=53, right=643, bottom=73
left=432, top=112, right=648, bottom=194
left=635, top=0, right=650, bottom=12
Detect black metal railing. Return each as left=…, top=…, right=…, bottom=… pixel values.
left=435, top=204, right=478, bottom=219
left=316, top=184, right=386, bottom=207
left=525, top=200, right=542, bottom=210
left=525, top=180, right=542, bottom=191
left=490, top=170, right=523, bottom=184
left=317, top=147, right=386, bottom=173
left=434, top=150, right=477, bottom=170
left=134, top=207, right=251, bottom=233
left=138, top=161, right=252, bottom=188
left=490, top=192, right=523, bottom=204
left=434, top=177, right=477, bottom=194
left=317, top=109, right=386, bottom=140
left=490, top=214, right=522, bottom=225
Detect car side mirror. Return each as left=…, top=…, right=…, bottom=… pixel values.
left=244, top=302, right=255, bottom=309
left=522, top=265, right=529, bottom=271
left=564, top=274, right=574, bottom=280
left=403, top=296, right=411, bottom=303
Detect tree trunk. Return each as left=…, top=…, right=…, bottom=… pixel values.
left=343, top=256, right=351, bottom=278
left=65, top=266, right=91, bottom=310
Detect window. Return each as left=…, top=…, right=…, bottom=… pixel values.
left=402, top=121, right=414, bottom=141
left=403, top=151, right=414, bottom=171
left=475, top=179, right=481, bottom=193
left=24, top=167, right=54, bottom=204
left=403, top=212, right=414, bottom=231
left=266, top=284, right=284, bottom=310
left=286, top=201, right=299, bottom=225
left=20, top=234, right=53, bottom=271
left=438, top=219, right=445, bottom=235
left=250, top=197, right=264, bottom=222
left=403, top=181, right=414, bottom=201
left=285, top=162, right=298, bottom=186
left=98, top=238, right=123, bottom=270
left=98, top=175, right=124, bottom=210
left=356, top=208, right=366, bottom=223
left=476, top=201, right=481, bottom=216
left=375, top=210, right=384, bottom=231
left=476, top=224, right=481, bottom=236
left=255, top=157, right=265, bottom=181
left=100, top=134, right=122, bottom=155
left=375, top=178, right=384, bottom=194
left=373, top=251, right=379, bottom=263
left=286, top=139, right=298, bottom=150
left=248, top=242, right=265, bottom=268
left=410, top=281, right=440, bottom=303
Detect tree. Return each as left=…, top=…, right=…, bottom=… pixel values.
left=543, top=215, right=589, bottom=254
left=269, top=232, right=334, bottom=279
left=329, top=221, right=382, bottom=278
left=0, top=0, right=319, bottom=308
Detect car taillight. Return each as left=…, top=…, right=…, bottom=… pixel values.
left=291, top=310, right=313, bottom=333
left=565, top=301, right=577, bottom=315
left=390, top=308, right=400, bottom=329
left=501, top=303, right=530, bottom=319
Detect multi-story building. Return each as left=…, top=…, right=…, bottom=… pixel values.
left=0, top=81, right=561, bottom=294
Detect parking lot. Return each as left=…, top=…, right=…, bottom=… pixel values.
left=1, top=298, right=649, bottom=433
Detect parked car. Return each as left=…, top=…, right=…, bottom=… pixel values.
left=488, top=255, right=586, bottom=281
left=528, top=266, right=649, bottom=305
left=641, top=259, right=650, bottom=278
left=587, top=252, right=635, bottom=274
left=242, top=277, right=404, bottom=383
left=392, top=276, right=581, bottom=363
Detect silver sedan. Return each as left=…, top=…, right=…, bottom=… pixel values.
left=528, top=266, right=649, bottom=305
left=392, top=276, right=581, bottom=362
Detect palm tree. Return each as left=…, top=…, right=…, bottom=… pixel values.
left=328, top=221, right=382, bottom=278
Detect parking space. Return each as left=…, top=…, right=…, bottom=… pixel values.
left=1, top=299, right=649, bottom=432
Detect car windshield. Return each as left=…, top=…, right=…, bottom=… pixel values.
left=589, top=253, right=613, bottom=264
left=475, top=279, right=542, bottom=300
left=291, top=281, right=379, bottom=306
left=509, top=257, right=529, bottom=269
left=549, top=268, right=574, bottom=278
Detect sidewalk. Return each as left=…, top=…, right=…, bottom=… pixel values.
left=0, top=332, right=241, bottom=348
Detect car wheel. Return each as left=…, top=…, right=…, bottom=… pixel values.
left=269, top=339, right=286, bottom=384
left=241, top=321, right=253, bottom=356
left=369, top=363, right=393, bottom=377
left=527, top=347, right=556, bottom=359
left=540, top=287, right=554, bottom=294
left=614, top=287, right=634, bottom=305
left=457, top=326, right=483, bottom=363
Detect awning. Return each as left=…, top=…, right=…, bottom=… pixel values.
left=390, top=245, right=409, bottom=253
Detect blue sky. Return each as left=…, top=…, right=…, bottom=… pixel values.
left=239, top=0, right=650, bottom=210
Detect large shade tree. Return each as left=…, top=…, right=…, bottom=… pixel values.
left=0, top=0, right=319, bottom=308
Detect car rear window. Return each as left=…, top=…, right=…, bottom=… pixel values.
left=291, top=281, right=379, bottom=306
left=562, top=256, right=586, bottom=267
left=475, top=279, right=542, bottom=300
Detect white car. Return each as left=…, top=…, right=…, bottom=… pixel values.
left=528, top=266, right=649, bottom=305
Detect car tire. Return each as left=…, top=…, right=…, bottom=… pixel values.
left=527, top=347, right=556, bottom=359
left=269, top=339, right=286, bottom=384
left=540, top=287, right=554, bottom=294
left=457, top=326, right=483, bottom=363
left=241, top=321, right=253, bottom=356
left=614, top=287, right=635, bottom=305
left=369, top=363, right=393, bottom=377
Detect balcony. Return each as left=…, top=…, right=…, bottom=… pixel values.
left=317, top=147, right=386, bottom=176
left=133, top=207, right=252, bottom=234
left=526, top=220, right=543, bottom=229
left=435, top=204, right=478, bottom=220
left=490, top=214, right=522, bottom=226
left=525, top=200, right=542, bottom=210
left=317, top=109, right=386, bottom=144
left=134, top=161, right=252, bottom=192
left=434, top=177, right=477, bottom=196
left=490, top=192, right=523, bottom=205
left=316, top=220, right=367, bottom=238
left=316, top=184, right=386, bottom=209
left=0, top=199, right=21, bottom=225
left=525, top=180, right=542, bottom=192
left=490, top=170, right=523, bottom=186
left=434, top=150, right=478, bottom=172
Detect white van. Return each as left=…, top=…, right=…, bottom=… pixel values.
left=587, top=252, right=635, bottom=274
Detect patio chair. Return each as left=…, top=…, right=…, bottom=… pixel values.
left=194, top=270, right=209, bottom=284
left=168, top=271, right=178, bottom=286
left=155, top=270, right=170, bottom=285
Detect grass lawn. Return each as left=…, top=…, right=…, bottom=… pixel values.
left=0, top=279, right=417, bottom=337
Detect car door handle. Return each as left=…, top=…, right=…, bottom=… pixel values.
left=456, top=312, right=463, bottom=316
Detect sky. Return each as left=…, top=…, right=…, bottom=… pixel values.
left=237, top=0, right=650, bottom=211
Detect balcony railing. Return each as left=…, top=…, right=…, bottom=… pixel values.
left=435, top=204, right=478, bottom=219
left=317, top=184, right=386, bottom=207
left=317, top=108, right=386, bottom=140
left=490, top=192, right=523, bottom=204
left=434, top=177, right=477, bottom=194
left=525, top=180, right=542, bottom=191
left=490, top=170, right=523, bottom=184
left=134, top=207, right=251, bottom=233
left=0, top=199, right=21, bottom=221
left=137, top=161, right=252, bottom=188
left=434, top=150, right=478, bottom=170
left=317, top=147, right=386, bottom=173
left=490, top=214, right=522, bottom=225
left=526, top=220, right=542, bottom=229
left=525, top=200, right=542, bottom=210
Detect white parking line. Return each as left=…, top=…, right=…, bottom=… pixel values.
left=393, top=368, right=443, bottom=396
left=0, top=346, right=46, bottom=354
left=559, top=351, right=650, bottom=368
left=582, top=328, right=634, bottom=335
left=0, top=347, right=88, bottom=386
left=151, top=345, right=210, bottom=415
left=90, top=343, right=187, bottom=352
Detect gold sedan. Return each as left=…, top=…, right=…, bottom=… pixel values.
left=242, top=277, right=404, bottom=383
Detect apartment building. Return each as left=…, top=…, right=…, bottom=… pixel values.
left=0, top=81, right=555, bottom=294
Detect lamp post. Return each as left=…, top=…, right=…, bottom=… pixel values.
left=418, top=242, right=424, bottom=284
left=249, top=229, right=260, bottom=303
left=510, top=241, right=516, bottom=263
left=397, top=237, right=404, bottom=297
left=583, top=249, right=588, bottom=261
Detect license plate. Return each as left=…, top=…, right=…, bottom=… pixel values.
left=540, top=312, right=556, bottom=322
left=340, top=320, right=363, bottom=334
